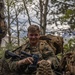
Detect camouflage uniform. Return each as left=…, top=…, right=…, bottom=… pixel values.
left=61, top=52, right=75, bottom=75
left=0, top=0, right=7, bottom=45
left=4, top=40, right=60, bottom=75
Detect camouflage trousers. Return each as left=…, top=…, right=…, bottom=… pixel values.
left=0, top=59, right=55, bottom=75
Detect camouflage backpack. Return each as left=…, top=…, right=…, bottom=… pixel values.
left=39, top=34, right=63, bottom=55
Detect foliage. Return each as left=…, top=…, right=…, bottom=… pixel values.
left=28, top=0, right=33, bottom=3
left=64, top=38, right=75, bottom=53
left=56, top=38, right=75, bottom=59
left=0, top=47, right=6, bottom=58
left=0, top=42, right=18, bottom=58
left=3, top=0, right=75, bottom=47
left=59, top=1, right=75, bottom=30
left=5, top=42, right=18, bottom=51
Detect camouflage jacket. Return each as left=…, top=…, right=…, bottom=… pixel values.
left=4, top=40, right=60, bottom=75
left=0, top=20, right=7, bottom=39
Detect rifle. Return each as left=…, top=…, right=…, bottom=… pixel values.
left=5, top=50, right=39, bottom=73
left=5, top=50, right=21, bottom=59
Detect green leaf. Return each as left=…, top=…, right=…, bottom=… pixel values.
left=66, top=9, right=73, bottom=15
left=28, top=0, right=33, bottom=2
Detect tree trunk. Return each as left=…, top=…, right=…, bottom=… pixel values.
left=15, top=5, right=20, bottom=46
left=7, top=0, right=11, bottom=44
left=22, top=0, right=31, bottom=26
left=39, top=0, right=49, bottom=35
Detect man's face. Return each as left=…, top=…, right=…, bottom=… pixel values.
left=27, top=31, right=40, bottom=45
